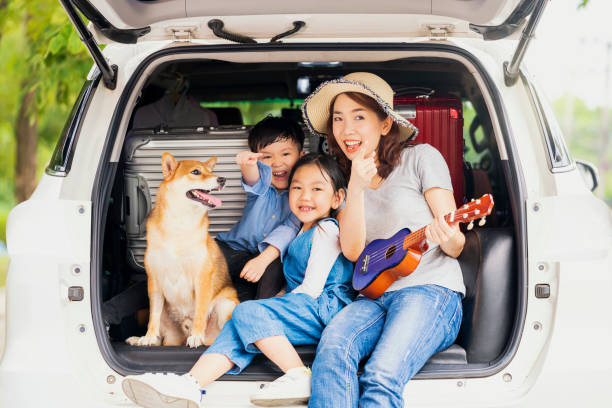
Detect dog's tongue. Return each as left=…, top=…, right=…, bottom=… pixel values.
left=194, top=190, right=222, bottom=207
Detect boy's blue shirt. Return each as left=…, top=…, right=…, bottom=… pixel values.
left=216, top=161, right=301, bottom=260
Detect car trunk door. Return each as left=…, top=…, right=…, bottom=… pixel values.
left=61, top=0, right=548, bottom=88
left=70, top=0, right=541, bottom=42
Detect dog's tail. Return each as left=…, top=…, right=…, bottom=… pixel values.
left=204, top=287, right=239, bottom=344
left=213, top=286, right=239, bottom=327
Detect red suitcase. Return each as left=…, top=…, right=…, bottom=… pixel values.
left=394, top=95, right=464, bottom=207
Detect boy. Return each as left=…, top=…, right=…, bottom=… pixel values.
left=215, top=116, right=304, bottom=301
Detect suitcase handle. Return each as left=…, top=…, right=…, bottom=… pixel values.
left=125, top=174, right=152, bottom=238
left=394, top=86, right=436, bottom=99
left=136, top=176, right=152, bottom=234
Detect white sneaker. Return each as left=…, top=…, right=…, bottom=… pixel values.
left=122, top=372, right=204, bottom=408
left=250, top=366, right=311, bottom=407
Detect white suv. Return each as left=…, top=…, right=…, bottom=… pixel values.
left=2, top=1, right=611, bottom=407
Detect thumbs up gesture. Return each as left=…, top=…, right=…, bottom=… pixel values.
left=348, top=140, right=377, bottom=192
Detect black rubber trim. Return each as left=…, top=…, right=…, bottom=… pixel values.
left=270, top=21, right=306, bottom=43
left=470, top=0, right=537, bottom=40
left=111, top=342, right=469, bottom=380
left=46, top=74, right=100, bottom=176
left=71, top=0, right=151, bottom=44
left=521, top=73, right=573, bottom=171
left=207, top=19, right=257, bottom=44
left=91, top=42, right=527, bottom=380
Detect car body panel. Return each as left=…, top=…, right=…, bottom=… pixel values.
left=2, top=15, right=612, bottom=406
left=87, top=0, right=522, bottom=30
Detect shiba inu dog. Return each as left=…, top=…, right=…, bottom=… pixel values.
left=126, top=152, right=239, bottom=348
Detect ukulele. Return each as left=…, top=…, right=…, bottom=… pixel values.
left=352, top=194, right=494, bottom=299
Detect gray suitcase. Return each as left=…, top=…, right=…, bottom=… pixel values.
left=122, top=126, right=315, bottom=270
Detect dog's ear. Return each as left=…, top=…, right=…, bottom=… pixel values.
left=161, top=152, right=178, bottom=180
left=204, top=156, right=217, bottom=171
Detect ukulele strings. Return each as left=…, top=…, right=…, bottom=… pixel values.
left=364, top=210, right=476, bottom=264
left=365, top=227, right=428, bottom=264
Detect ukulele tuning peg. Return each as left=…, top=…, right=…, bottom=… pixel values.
left=479, top=217, right=486, bottom=227
left=467, top=220, right=474, bottom=230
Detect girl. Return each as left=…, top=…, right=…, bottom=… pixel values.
left=122, top=153, right=355, bottom=408
left=302, top=72, right=466, bottom=408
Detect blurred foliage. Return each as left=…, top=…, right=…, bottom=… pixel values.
left=0, top=257, right=7, bottom=286
left=463, top=101, right=483, bottom=167
left=0, top=0, right=91, bottom=204
left=0, top=1, right=91, bottom=116
left=0, top=205, right=8, bottom=243
left=553, top=95, right=612, bottom=204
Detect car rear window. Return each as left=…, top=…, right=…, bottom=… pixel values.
left=201, top=98, right=304, bottom=125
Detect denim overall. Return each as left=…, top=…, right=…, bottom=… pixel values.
left=204, top=218, right=355, bottom=374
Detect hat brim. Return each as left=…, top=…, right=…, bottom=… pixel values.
left=301, top=78, right=419, bottom=142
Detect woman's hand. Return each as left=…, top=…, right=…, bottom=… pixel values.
left=424, top=188, right=465, bottom=258
left=348, top=141, right=377, bottom=192
left=425, top=216, right=459, bottom=247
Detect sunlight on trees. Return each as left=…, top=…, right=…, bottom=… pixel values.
left=0, top=0, right=91, bottom=204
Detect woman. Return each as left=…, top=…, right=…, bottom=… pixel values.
left=302, top=72, right=466, bottom=408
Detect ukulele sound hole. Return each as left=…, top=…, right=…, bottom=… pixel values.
left=385, top=245, right=397, bottom=259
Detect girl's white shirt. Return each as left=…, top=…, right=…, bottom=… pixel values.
left=291, top=220, right=341, bottom=299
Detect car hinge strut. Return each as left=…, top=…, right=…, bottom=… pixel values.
left=59, top=0, right=117, bottom=90
left=470, top=0, right=537, bottom=41
left=504, top=0, right=549, bottom=87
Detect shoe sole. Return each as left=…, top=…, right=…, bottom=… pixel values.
left=122, top=378, right=199, bottom=408
left=250, top=396, right=310, bottom=407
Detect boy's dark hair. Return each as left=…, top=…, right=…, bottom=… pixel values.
left=248, top=116, right=305, bottom=152
left=289, top=153, right=348, bottom=195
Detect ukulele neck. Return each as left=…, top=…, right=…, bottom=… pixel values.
left=401, top=213, right=455, bottom=250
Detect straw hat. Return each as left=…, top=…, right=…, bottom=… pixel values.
left=301, top=72, right=419, bottom=141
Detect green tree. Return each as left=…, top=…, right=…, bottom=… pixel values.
left=0, top=0, right=90, bottom=203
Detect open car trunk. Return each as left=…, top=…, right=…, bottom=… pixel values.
left=95, top=46, right=523, bottom=380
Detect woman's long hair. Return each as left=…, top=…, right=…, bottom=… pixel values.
left=326, top=92, right=406, bottom=179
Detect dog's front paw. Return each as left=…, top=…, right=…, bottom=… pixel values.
left=125, top=334, right=162, bottom=346
left=186, top=333, right=206, bottom=348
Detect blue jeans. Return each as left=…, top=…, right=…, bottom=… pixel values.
left=204, top=292, right=332, bottom=374
left=309, top=285, right=462, bottom=408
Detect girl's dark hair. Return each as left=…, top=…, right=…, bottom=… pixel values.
left=326, top=92, right=406, bottom=179
left=248, top=115, right=305, bottom=152
left=288, top=153, right=348, bottom=211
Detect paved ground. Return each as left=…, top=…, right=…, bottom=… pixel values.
left=0, top=287, right=5, bottom=356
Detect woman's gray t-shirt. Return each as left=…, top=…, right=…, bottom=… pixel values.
left=363, top=144, right=466, bottom=295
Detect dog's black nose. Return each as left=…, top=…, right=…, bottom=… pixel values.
left=217, top=177, right=226, bottom=187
